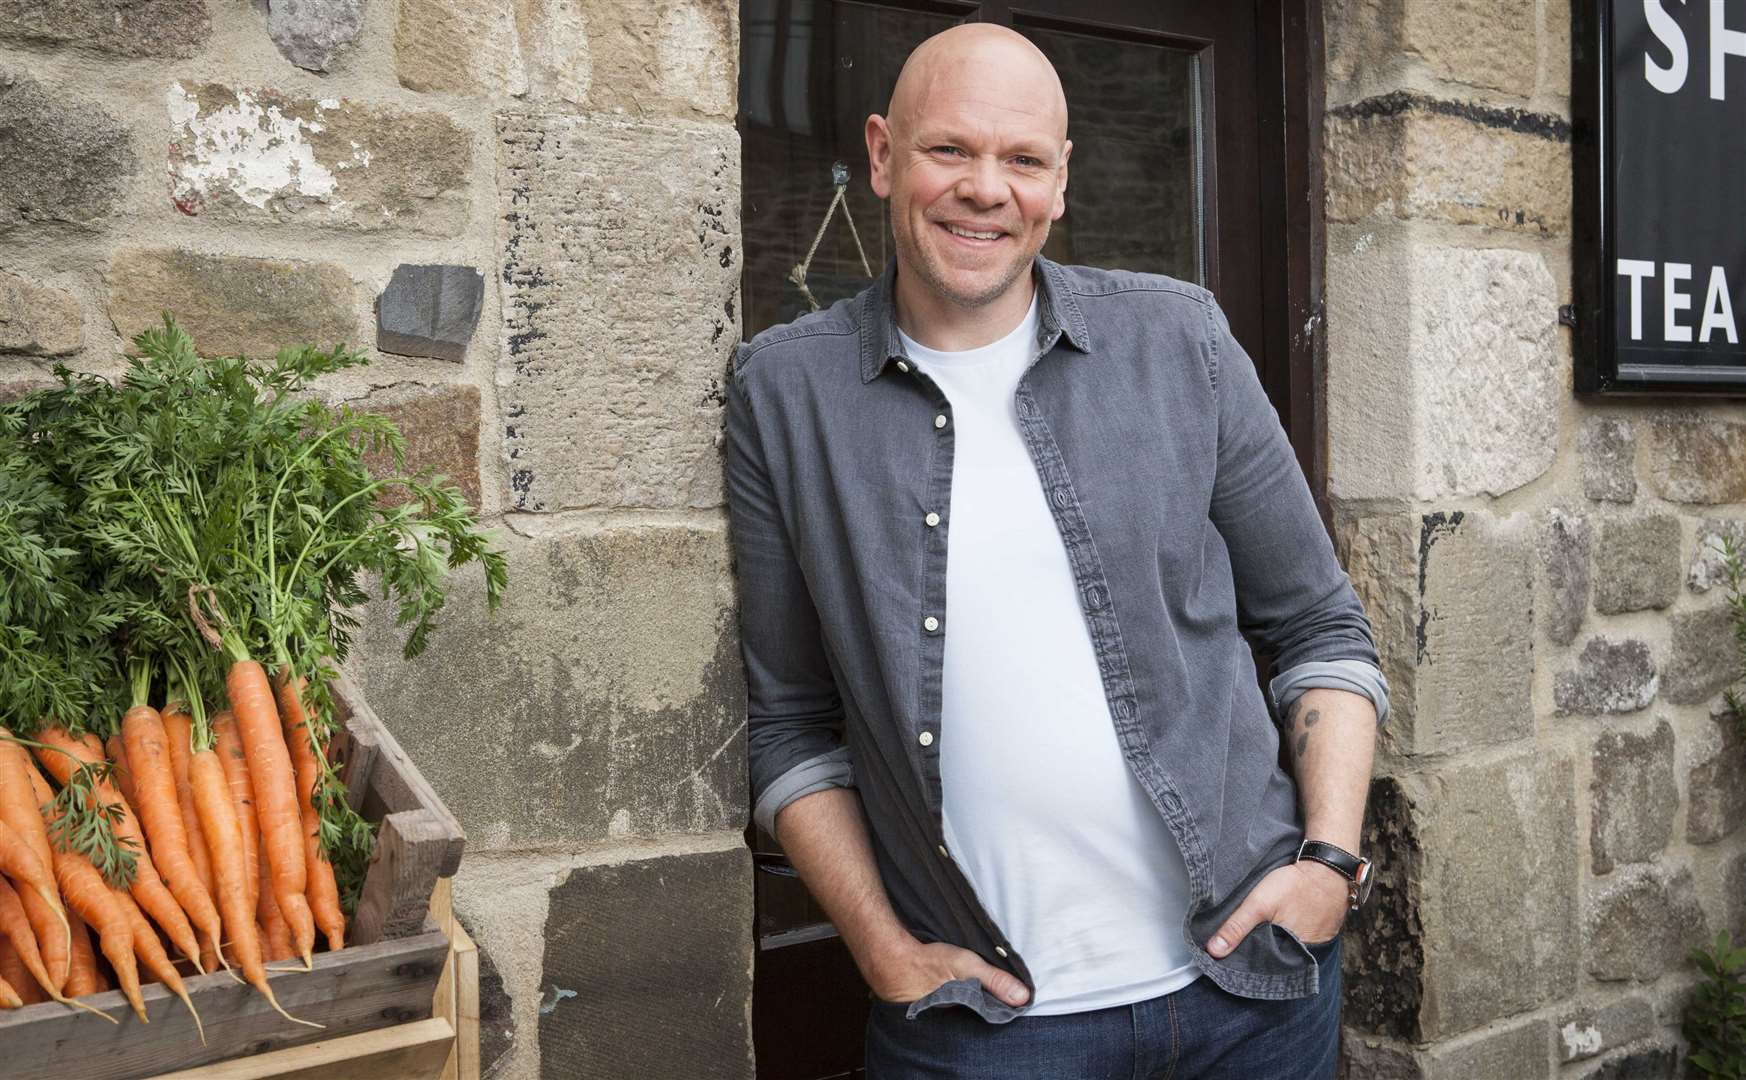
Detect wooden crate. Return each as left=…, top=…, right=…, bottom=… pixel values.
left=0, top=675, right=467, bottom=1080
left=151, top=879, right=481, bottom=1080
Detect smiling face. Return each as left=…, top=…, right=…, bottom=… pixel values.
left=866, top=26, right=1071, bottom=318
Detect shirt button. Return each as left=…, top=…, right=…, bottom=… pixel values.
left=896, top=359, right=910, bottom=372
left=925, top=512, right=940, bottom=527
left=923, top=615, right=939, bottom=632
left=937, top=844, right=950, bottom=858
left=995, top=946, right=1009, bottom=958
left=918, top=731, right=934, bottom=747
left=934, top=413, right=948, bottom=429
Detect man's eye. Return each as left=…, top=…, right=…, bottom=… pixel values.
left=1014, top=156, right=1042, bottom=167
left=931, top=146, right=964, bottom=157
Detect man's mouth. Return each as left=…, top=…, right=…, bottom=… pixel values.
left=939, top=222, right=1005, bottom=242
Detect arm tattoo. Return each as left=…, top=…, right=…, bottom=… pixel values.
left=1282, top=699, right=1320, bottom=762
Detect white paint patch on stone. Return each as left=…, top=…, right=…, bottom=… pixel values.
left=1560, top=1022, right=1602, bottom=1060
left=167, top=83, right=357, bottom=210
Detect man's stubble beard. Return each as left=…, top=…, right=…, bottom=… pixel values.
left=894, top=210, right=1047, bottom=311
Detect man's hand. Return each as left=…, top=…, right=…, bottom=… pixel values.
left=866, top=935, right=1031, bottom=1007
left=1206, top=860, right=1349, bottom=958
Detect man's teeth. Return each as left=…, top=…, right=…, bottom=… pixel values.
left=945, top=224, right=1000, bottom=240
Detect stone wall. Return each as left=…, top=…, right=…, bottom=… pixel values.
left=0, top=3, right=749, bottom=1078
left=1325, top=1, right=1746, bottom=1076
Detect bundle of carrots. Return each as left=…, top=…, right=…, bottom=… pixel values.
left=0, top=316, right=505, bottom=1035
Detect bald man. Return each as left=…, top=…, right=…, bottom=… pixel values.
left=725, top=24, right=1389, bottom=1079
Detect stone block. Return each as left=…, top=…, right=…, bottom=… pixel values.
left=1403, top=0, right=1537, bottom=97
left=1541, top=508, right=1590, bottom=646
left=1690, top=520, right=1746, bottom=594
left=0, top=371, right=56, bottom=402
left=1338, top=511, right=1533, bottom=757
left=0, top=70, right=136, bottom=232
left=1328, top=232, right=1559, bottom=502
left=1582, top=416, right=1637, bottom=503
left=495, top=113, right=738, bottom=512
left=540, top=845, right=753, bottom=1079
left=1725, top=850, right=1746, bottom=939
left=1687, top=704, right=1746, bottom=844
left=397, top=0, right=735, bottom=120
left=0, top=271, right=81, bottom=356
left=1327, top=93, right=1570, bottom=235
left=1348, top=752, right=1577, bottom=1042
left=0, top=0, right=209, bottom=57
left=266, top=0, right=365, bottom=72
left=1590, top=720, right=1676, bottom=874
left=106, top=248, right=357, bottom=360
left=1586, top=864, right=1709, bottom=982
left=1664, top=606, right=1739, bottom=706
left=167, top=83, right=470, bottom=236
left=354, top=383, right=483, bottom=509
left=1555, top=637, right=1658, bottom=716
left=1557, top=996, right=1658, bottom=1064
left=1646, top=413, right=1746, bottom=505
left=375, top=264, right=485, bottom=363
left=1344, top=778, right=1425, bottom=1041
left=1592, top=514, right=1680, bottom=613
left=360, top=520, right=746, bottom=850
left=1572, top=1044, right=1680, bottom=1080
left=1324, top=0, right=1405, bottom=92
left=1420, top=1018, right=1552, bottom=1079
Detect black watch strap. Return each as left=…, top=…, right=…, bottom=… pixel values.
left=1296, top=839, right=1374, bottom=909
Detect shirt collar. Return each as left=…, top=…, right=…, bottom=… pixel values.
left=857, top=255, right=1092, bottom=384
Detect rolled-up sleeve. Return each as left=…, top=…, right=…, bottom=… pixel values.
left=723, top=347, right=855, bottom=838
left=1205, top=302, right=1388, bottom=695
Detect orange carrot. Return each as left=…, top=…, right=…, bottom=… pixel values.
left=276, top=676, right=345, bottom=953
left=212, top=714, right=260, bottom=917
left=191, top=747, right=319, bottom=1030
left=0, top=935, right=39, bottom=1005
left=257, top=865, right=295, bottom=963
left=125, top=705, right=223, bottom=975
left=35, top=781, right=146, bottom=1021
left=227, top=661, right=314, bottom=968
left=63, top=910, right=101, bottom=998
left=0, top=733, right=69, bottom=994
left=0, top=968, right=21, bottom=1008
left=113, top=890, right=204, bottom=1041
left=159, top=711, right=217, bottom=904
left=105, top=733, right=140, bottom=810
left=0, top=876, right=112, bottom=1020
left=0, top=817, right=69, bottom=967
left=32, top=726, right=201, bottom=969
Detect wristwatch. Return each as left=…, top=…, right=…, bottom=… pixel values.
left=1295, top=839, right=1374, bottom=911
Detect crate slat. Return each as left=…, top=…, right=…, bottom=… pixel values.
left=151, top=1018, right=458, bottom=1080
left=2, top=928, right=449, bottom=1080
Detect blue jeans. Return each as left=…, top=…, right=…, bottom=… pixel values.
left=863, top=936, right=1342, bottom=1079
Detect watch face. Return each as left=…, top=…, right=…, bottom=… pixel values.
left=1355, top=859, right=1375, bottom=906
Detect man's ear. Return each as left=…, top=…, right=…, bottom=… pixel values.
left=1052, top=139, right=1072, bottom=221
left=866, top=114, right=894, bottom=199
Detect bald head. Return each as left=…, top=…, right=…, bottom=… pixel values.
left=886, top=24, right=1068, bottom=145
left=865, top=24, right=1073, bottom=335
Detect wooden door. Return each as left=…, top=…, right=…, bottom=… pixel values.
left=736, top=3, right=1322, bottom=1075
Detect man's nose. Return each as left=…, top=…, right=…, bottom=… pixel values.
left=954, top=156, right=1007, bottom=209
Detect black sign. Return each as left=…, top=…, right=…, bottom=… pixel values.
left=1575, top=0, right=1746, bottom=394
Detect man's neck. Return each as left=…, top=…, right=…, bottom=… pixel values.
left=892, top=264, right=1037, bottom=352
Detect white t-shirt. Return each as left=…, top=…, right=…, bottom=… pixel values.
left=897, top=293, right=1201, bottom=1016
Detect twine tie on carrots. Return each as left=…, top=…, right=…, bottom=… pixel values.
left=789, top=161, right=873, bottom=312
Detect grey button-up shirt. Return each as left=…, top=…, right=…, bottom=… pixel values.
left=725, top=256, right=1390, bottom=1023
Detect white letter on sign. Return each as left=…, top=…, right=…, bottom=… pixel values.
left=1714, top=0, right=1746, bottom=99
left=1646, top=0, right=1690, bottom=93
left=1619, top=258, right=1657, bottom=339
left=1666, top=263, right=1694, bottom=342
left=1701, top=266, right=1740, bottom=343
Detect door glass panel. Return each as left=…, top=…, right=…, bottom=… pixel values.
left=1023, top=25, right=1206, bottom=284
left=740, top=0, right=962, bottom=341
